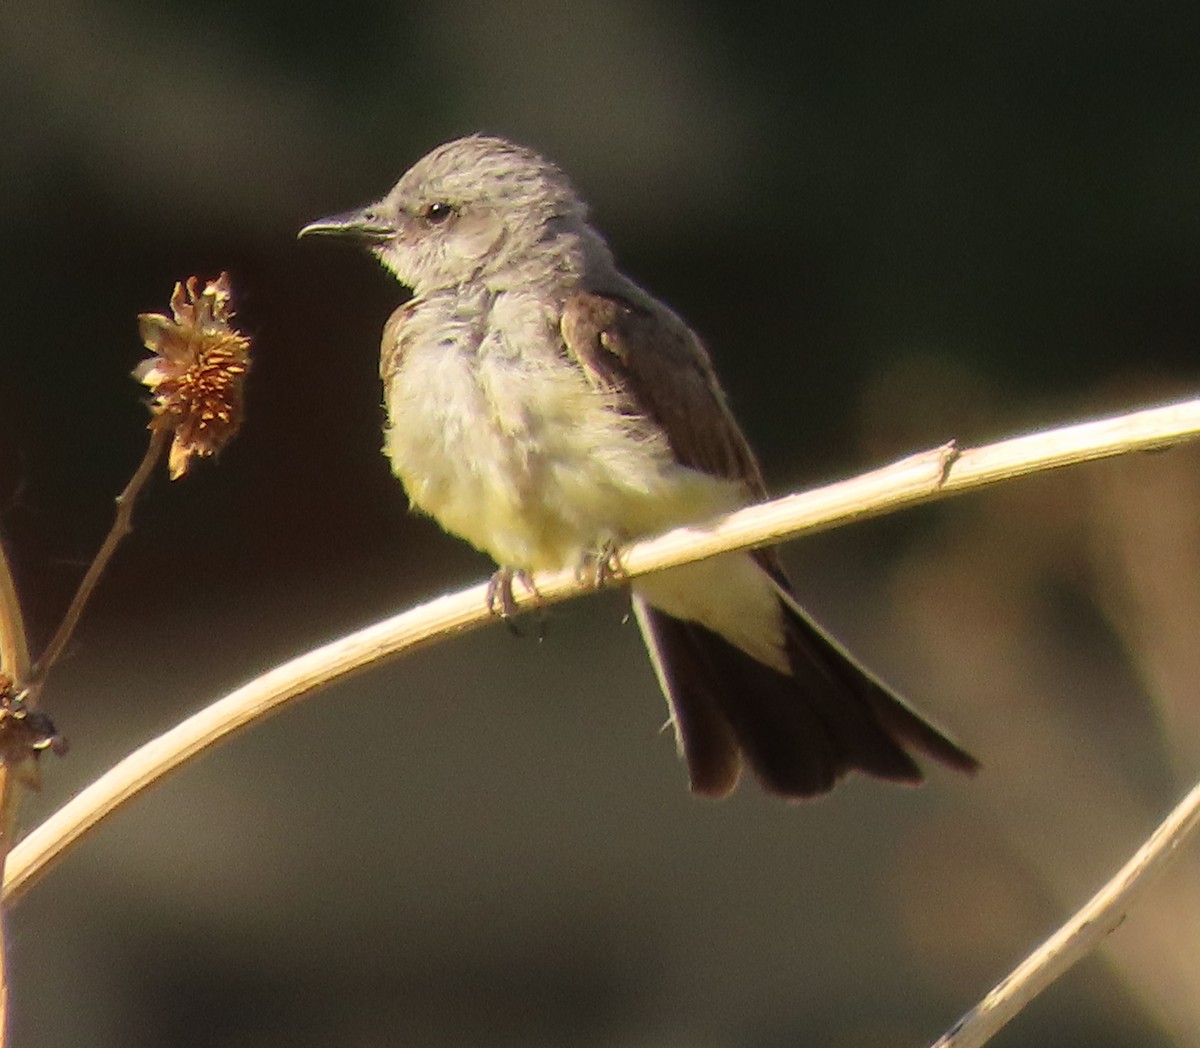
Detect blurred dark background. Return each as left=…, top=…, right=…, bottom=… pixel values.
left=3, top=1, right=1200, bottom=1045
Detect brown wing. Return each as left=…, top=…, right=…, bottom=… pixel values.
left=562, top=291, right=793, bottom=585
left=561, top=292, right=768, bottom=497
left=561, top=291, right=978, bottom=797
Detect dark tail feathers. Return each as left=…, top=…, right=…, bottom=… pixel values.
left=636, top=596, right=978, bottom=800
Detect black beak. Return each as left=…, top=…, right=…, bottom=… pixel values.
left=298, top=206, right=395, bottom=242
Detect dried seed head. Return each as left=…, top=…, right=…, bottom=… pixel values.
left=135, top=273, right=251, bottom=479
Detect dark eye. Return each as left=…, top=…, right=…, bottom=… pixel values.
left=423, top=202, right=454, bottom=224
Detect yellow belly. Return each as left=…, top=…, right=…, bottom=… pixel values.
left=384, top=342, right=742, bottom=571
left=389, top=423, right=738, bottom=571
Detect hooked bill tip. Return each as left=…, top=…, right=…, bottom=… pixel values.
left=297, top=219, right=334, bottom=240
left=297, top=207, right=394, bottom=242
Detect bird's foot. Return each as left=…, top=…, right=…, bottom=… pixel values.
left=486, top=566, right=543, bottom=636
left=577, top=540, right=627, bottom=590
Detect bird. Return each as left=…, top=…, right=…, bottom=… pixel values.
left=300, top=134, right=978, bottom=799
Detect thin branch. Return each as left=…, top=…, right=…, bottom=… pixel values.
left=0, top=424, right=165, bottom=1048
left=3, top=574, right=502, bottom=902
left=0, top=514, right=33, bottom=1048
left=0, top=536, right=31, bottom=843
left=929, top=780, right=1200, bottom=1048
left=6, top=394, right=1200, bottom=903
left=0, top=274, right=242, bottom=1048
left=27, top=423, right=168, bottom=692
left=0, top=874, right=7, bottom=1048
left=0, top=541, right=29, bottom=687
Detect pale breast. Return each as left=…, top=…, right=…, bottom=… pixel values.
left=382, top=289, right=739, bottom=570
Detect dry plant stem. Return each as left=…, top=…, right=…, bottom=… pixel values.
left=0, top=427, right=165, bottom=1048
left=28, top=423, right=168, bottom=691
left=0, top=543, right=29, bottom=685
left=7, top=394, right=1200, bottom=903
left=0, top=537, right=32, bottom=842
left=0, top=535, right=32, bottom=1048
left=930, top=779, right=1200, bottom=1048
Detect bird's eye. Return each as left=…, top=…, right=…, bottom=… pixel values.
left=423, top=202, right=455, bottom=224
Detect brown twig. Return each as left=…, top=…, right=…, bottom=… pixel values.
left=0, top=273, right=246, bottom=1048
left=26, top=423, right=168, bottom=694
left=0, top=425, right=165, bottom=1048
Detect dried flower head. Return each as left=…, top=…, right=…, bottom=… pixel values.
left=135, top=273, right=251, bottom=479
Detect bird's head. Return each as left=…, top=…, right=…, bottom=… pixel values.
left=300, top=135, right=592, bottom=295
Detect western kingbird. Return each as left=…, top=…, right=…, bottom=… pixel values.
left=301, top=135, right=977, bottom=799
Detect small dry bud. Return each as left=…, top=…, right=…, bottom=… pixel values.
left=0, top=675, right=67, bottom=787
left=135, top=272, right=251, bottom=479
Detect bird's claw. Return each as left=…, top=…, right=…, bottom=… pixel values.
left=577, top=541, right=627, bottom=589
left=486, top=567, right=542, bottom=636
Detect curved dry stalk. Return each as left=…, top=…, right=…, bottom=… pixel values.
left=4, top=577, right=494, bottom=902
left=7, top=394, right=1200, bottom=904
left=930, top=780, right=1200, bottom=1048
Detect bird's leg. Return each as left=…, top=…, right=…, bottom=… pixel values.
left=577, top=540, right=627, bottom=590
left=486, top=566, right=543, bottom=637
